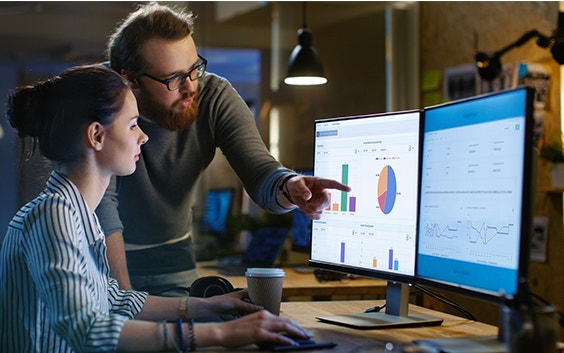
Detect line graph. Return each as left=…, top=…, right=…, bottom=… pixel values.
left=424, top=221, right=513, bottom=245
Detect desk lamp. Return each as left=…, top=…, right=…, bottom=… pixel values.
left=475, top=12, right=564, bottom=81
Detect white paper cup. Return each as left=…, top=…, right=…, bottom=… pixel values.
left=245, top=268, right=285, bottom=315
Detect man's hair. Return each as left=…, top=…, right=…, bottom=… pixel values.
left=107, top=2, right=195, bottom=75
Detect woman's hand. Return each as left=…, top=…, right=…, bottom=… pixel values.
left=188, top=290, right=263, bottom=318
left=195, top=310, right=313, bottom=348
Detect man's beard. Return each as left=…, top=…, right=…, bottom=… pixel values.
left=136, top=87, right=199, bottom=131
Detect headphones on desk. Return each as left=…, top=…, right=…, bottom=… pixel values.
left=151, top=276, right=236, bottom=297
left=189, top=276, right=235, bottom=297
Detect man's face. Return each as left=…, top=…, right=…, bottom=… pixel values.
left=134, top=35, right=201, bottom=131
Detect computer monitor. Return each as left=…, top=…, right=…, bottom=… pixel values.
left=309, top=110, right=443, bottom=328
left=309, top=87, right=535, bottom=336
left=414, top=86, right=535, bottom=352
left=199, top=188, right=235, bottom=239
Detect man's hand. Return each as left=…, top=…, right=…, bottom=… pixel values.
left=285, top=175, right=351, bottom=220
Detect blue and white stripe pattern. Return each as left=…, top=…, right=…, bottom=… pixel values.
left=0, top=171, right=147, bottom=352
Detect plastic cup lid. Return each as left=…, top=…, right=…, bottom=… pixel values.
left=245, top=268, right=285, bottom=277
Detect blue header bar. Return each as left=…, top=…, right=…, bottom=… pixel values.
left=424, top=88, right=528, bottom=132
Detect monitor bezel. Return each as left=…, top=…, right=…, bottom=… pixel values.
left=414, top=86, right=536, bottom=306
left=308, top=109, right=424, bottom=286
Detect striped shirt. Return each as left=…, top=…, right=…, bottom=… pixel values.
left=0, top=171, right=148, bottom=353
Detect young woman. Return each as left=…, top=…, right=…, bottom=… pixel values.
left=0, top=64, right=311, bottom=352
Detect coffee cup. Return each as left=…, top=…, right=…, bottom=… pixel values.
left=245, top=268, right=285, bottom=315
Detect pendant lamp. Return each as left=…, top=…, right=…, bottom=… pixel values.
left=284, top=2, right=327, bottom=85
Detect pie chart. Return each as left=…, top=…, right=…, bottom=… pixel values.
left=377, top=165, right=397, bottom=214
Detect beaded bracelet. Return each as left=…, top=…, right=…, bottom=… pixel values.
left=176, top=318, right=196, bottom=352
left=186, top=319, right=196, bottom=352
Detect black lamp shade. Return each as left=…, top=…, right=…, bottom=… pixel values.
left=475, top=51, right=502, bottom=81
left=550, top=37, right=564, bottom=64
left=284, top=28, right=327, bottom=85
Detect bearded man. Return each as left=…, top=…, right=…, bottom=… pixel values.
left=96, top=2, right=350, bottom=295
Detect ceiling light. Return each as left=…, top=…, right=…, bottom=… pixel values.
left=284, top=2, right=327, bottom=86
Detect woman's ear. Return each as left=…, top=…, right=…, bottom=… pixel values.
left=121, top=69, right=139, bottom=89
left=86, top=122, right=105, bottom=151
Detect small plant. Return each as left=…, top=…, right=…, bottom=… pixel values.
left=539, top=138, right=564, bottom=163
left=226, top=212, right=291, bottom=235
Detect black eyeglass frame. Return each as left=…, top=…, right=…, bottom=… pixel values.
left=141, top=54, right=207, bottom=91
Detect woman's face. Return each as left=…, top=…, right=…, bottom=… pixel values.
left=99, top=90, right=148, bottom=176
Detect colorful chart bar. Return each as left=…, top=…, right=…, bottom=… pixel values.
left=341, top=164, right=349, bottom=211
left=349, top=196, right=356, bottom=212
left=325, top=164, right=356, bottom=213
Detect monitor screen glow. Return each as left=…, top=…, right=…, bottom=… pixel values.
left=310, top=111, right=421, bottom=282
left=416, top=87, right=534, bottom=302
left=199, top=188, right=235, bottom=238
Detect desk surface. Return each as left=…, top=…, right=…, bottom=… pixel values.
left=198, top=300, right=500, bottom=352
left=197, top=262, right=388, bottom=299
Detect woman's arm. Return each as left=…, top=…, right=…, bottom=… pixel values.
left=117, top=310, right=312, bottom=352
left=134, top=290, right=263, bottom=321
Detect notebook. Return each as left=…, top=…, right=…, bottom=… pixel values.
left=205, top=227, right=289, bottom=276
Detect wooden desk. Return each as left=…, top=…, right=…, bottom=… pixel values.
left=198, top=300, right=500, bottom=352
left=196, top=262, right=388, bottom=300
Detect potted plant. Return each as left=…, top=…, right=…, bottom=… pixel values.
left=539, top=137, right=564, bottom=188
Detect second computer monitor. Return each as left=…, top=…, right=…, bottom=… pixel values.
left=416, top=86, right=535, bottom=303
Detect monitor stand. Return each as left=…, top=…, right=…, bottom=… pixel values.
left=316, top=282, right=443, bottom=329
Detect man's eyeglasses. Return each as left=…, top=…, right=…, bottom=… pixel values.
left=141, top=55, right=207, bottom=91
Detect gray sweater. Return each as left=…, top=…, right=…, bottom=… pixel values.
left=96, top=73, right=293, bottom=275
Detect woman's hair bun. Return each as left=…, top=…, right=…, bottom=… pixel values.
left=6, top=80, right=55, bottom=139
left=5, top=64, right=128, bottom=163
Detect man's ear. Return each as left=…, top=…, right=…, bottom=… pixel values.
left=86, top=122, right=105, bottom=151
left=121, top=69, right=139, bottom=89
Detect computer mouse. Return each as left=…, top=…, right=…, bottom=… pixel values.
left=257, top=334, right=337, bottom=351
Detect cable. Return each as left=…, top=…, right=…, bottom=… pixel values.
left=413, top=284, right=476, bottom=321
left=364, top=304, right=386, bottom=313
